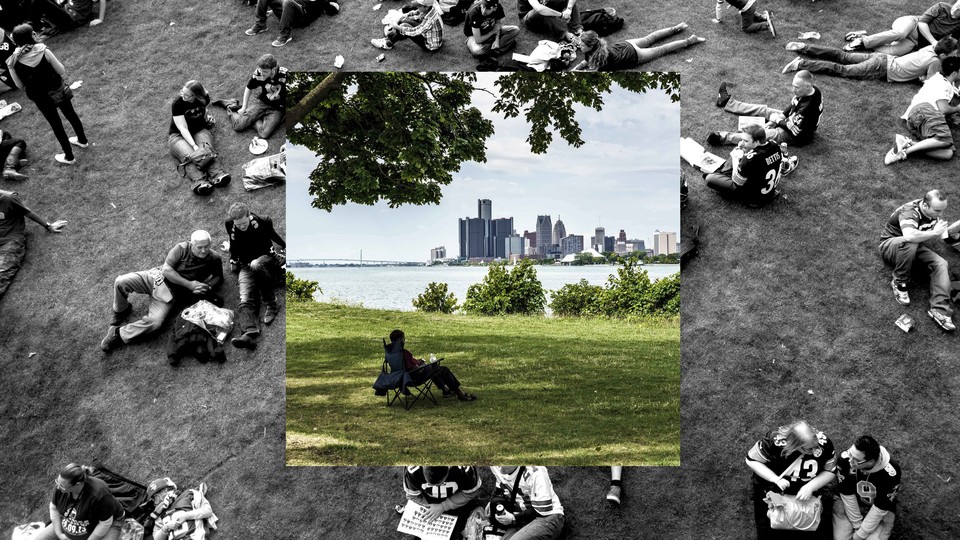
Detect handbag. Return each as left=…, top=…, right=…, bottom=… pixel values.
left=488, top=466, right=526, bottom=528
left=766, top=457, right=822, bottom=531
left=48, top=83, right=73, bottom=106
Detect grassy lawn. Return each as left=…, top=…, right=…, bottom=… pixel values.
left=682, top=0, right=960, bottom=536
left=287, top=302, right=679, bottom=465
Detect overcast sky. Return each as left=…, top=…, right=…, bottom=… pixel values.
left=286, top=74, right=680, bottom=262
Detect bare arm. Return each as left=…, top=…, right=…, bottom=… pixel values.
left=90, top=0, right=107, bottom=25
left=936, top=97, right=960, bottom=115
left=50, top=502, right=67, bottom=540
left=44, top=49, right=66, bottom=78
left=6, top=59, right=22, bottom=89
left=172, top=116, right=199, bottom=149
left=917, top=22, right=938, bottom=48
left=24, top=209, right=67, bottom=232
left=86, top=517, right=114, bottom=540
left=527, top=0, right=562, bottom=17
left=902, top=221, right=948, bottom=242
left=745, top=458, right=788, bottom=487
left=162, top=261, right=204, bottom=292
left=795, top=470, right=836, bottom=500
left=239, top=86, right=253, bottom=113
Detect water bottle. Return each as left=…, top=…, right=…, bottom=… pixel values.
left=429, top=353, right=437, bottom=363
left=715, top=0, right=723, bottom=21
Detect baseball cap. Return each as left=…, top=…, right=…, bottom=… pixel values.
left=481, top=0, right=500, bottom=6
left=146, top=477, right=177, bottom=499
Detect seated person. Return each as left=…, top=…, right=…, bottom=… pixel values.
left=168, top=80, right=230, bottom=196
left=464, top=0, right=519, bottom=58
left=28, top=0, right=105, bottom=39
left=704, top=124, right=798, bottom=207
left=489, top=466, right=564, bottom=540
left=245, top=0, right=340, bottom=48
left=572, top=24, right=705, bottom=72
left=715, top=0, right=776, bottom=38
left=0, top=26, right=16, bottom=93
left=37, top=463, right=125, bottom=540
left=917, top=0, right=960, bottom=48
left=844, top=15, right=920, bottom=56
left=371, top=0, right=443, bottom=52
left=213, top=53, right=286, bottom=139
left=832, top=435, right=901, bottom=540
left=224, top=202, right=285, bottom=350
left=1, top=128, right=28, bottom=180
left=389, top=329, right=477, bottom=401
left=517, top=0, right=581, bottom=42
left=885, top=56, right=960, bottom=164
left=402, top=466, right=481, bottom=540
left=782, top=36, right=958, bottom=83
left=145, top=478, right=217, bottom=540
left=0, top=189, right=65, bottom=301
left=101, top=230, right=223, bottom=353
left=706, top=71, right=823, bottom=148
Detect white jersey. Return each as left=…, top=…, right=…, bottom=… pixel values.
left=490, top=466, right=564, bottom=516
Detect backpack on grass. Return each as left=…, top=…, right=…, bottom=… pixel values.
left=580, top=8, right=624, bottom=36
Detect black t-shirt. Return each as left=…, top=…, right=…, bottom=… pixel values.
left=599, top=42, right=640, bottom=71
left=169, top=96, right=208, bottom=135
left=52, top=477, right=125, bottom=540
left=735, top=140, right=783, bottom=206
left=246, top=67, right=287, bottom=109
left=225, top=214, right=285, bottom=264
left=464, top=3, right=505, bottom=38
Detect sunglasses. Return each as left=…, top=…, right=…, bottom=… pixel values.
left=54, top=479, right=72, bottom=492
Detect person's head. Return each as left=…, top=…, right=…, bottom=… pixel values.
left=777, top=421, right=820, bottom=457
left=846, top=435, right=881, bottom=471
left=579, top=31, right=609, bottom=70
left=11, top=24, right=37, bottom=47
left=740, top=124, right=767, bottom=151
left=55, top=463, right=87, bottom=497
left=922, top=189, right=948, bottom=219
left=146, top=477, right=177, bottom=505
left=791, top=71, right=814, bottom=97
left=423, top=467, right=450, bottom=485
left=254, top=54, right=278, bottom=80
left=934, top=36, right=959, bottom=58
left=389, top=329, right=405, bottom=344
left=190, top=230, right=213, bottom=258
left=228, top=202, right=252, bottom=230
left=941, top=56, right=960, bottom=83
left=179, top=80, right=210, bottom=106
left=413, top=0, right=433, bottom=11
left=480, top=0, right=499, bottom=14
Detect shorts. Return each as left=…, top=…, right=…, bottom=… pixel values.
left=907, top=102, right=955, bottom=150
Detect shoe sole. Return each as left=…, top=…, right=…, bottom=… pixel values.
left=245, top=28, right=267, bottom=36
left=606, top=495, right=621, bottom=505
left=928, top=310, right=956, bottom=331
left=272, top=38, right=292, bottom=47
left=892, top=283, right=910, bottom=306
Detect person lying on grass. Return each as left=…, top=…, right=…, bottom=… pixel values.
left=390, top=329, right=477, bottom=401
left=782, top=36, right=958, bottom=84
left=842, top=15, right=921, bottom=56
left=371, top=0, right=444, bottom=52
left=28, top=0, right=106, bottom=41
left=704, top=124, right=798, bottom=208
left=145, top=477, right=217, bottom=540
left=706, top=71, right=823, bottom=149
left=212, top=54, right=286, bottom=140
left=571, top=24, right=705, bottom=72
left=0, top=128, right=28, bottom=180
left=885, top=56, right=960, bottom=165
left=714, top=0, right=777, bottom=38
left=0, top=189, right=65, bottom=301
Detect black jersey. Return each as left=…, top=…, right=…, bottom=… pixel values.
left=735, top=140, right=783, bottom=206
left=836, top=453, right=901, bottom=513
left=747, top=427, right=837, bottom=495
left=403, top=466, right=482, bottom=504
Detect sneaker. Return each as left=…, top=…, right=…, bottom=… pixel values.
left=843, top=38, right=865, bottom=52
left=100, top=325, right=122, bottom=352
left=54, top=153, right=75, bottom=165
left=894, top=134, right=914, bottom=155
left=785, top=42, right=805, bottom=52
left=262, top=305, right=279, bottom=325
left=68, top=136, right=89, bottom=148
left=844, top=30, right=867, bottom=41
left=371, top=37, right=393, bottom=50
left=192, top=181, right=214, bottom=196
left=716, top=82, right=730, bottom=108
left=891, top=279, right=910, bottom=306
left=884, top=147, right=907, bottom=166
left=395, top=504, right=405, bottom=514
left=606, top=485, right=622, bottom=505
left=245, top=23, right=267, bottom=36
left=231, top=332, right=258, bottom=349
left=782, top=57, right=801, bottom=74
left=779, top=155, right=799, bottom=176
left=928, top=309, right=956, bottom=332
left=706, top=131, right=724, bottom=146
left=765, top=11, right=776, bottom=38
left=210, top=173, right=231, bottom=187
left=271, top=34, right=292, bottom=47
left=110, top=305, right=132, bottom=326
left=325, top=1, right=340, bottom=15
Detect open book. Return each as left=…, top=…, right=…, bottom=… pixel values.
left=396, top=500, right=459, bottom=540
left=680, top=137, right=725, bottom=174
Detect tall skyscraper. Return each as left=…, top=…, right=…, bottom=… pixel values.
left=593, top=227, right=605, bottom=252
left=536, top=215, right=553, bottom=256
left=653, top=230, right=678, bottom=255
left=523, top=230, right=537, bottom=251
left=478, top=199, right=492, bottom=222
left=490, top=217, right=514, bottom=259
left=561, top=234, right=584, bottom=256
left=459, top=217, right=485, bottom=259
left=604, top=236, right=615, bottom=253
left=553, top=218, right=566, bottom=245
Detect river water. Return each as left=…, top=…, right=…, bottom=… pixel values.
left=290, top=264, right=679, bottom=311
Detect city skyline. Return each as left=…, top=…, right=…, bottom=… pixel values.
left=287, top=75, right=680, bottom=262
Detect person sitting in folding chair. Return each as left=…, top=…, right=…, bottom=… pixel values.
left=391, top=329, right=477, bottom=402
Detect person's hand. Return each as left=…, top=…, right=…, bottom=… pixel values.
left=770, top=112, right=785, bottom=123
left=795, top=483, right=815, bottom=501
left=191, top=143, right=199, bottom=151
left=561, top=8, right=572, bottom=20
left=237, top=107, right=246, bottom=115
left=56, top=531, right=70, bottom=540
left=946, top=219, right=960, bottom=237
left=205, top=114, right=216, bottom=126
left=47, top=220, right=67, bottom=233
left=934, top=219, right=950, bottom=235
left=774, top=478, right=790, bottom=491
left=89, top=19, right=103, bottom=26
left=422, top=503, right=444, bottom=522
left=496, top=510, right=516, bottom=525
left=191, top=281, right=210, bottom=294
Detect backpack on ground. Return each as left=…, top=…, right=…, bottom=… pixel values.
left=580, top=8, right=624, bottom=36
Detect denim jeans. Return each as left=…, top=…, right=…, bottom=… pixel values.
left=0, top=238, right=26, bottom=301
left=229, top=98, right=284, bottom=139
left=113, top=270, right=176, bottom=342
left=168, top=129, right=225, bottom=184
left=466, top=25, right=520, bottom=56
left=832, top=498, right=894, bottom=540
left=522, top=4, right=581, bottom=41
left=722, top=98, right=797, bottom=146
left=797, top=44, right=887, bottom=81
left=863, top=15, right=919, bottom=56
left=501, top=513, right=564, bottom=540
left=256, top=0, right=305, bottom=37
left=237, top=254, right=280, bottom=334
left=879, top=236, right=953, bottom=315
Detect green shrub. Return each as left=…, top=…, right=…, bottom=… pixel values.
left=412, top=282, right=459, bottom=313
left=286, top=271, right=321, bottom=302
left=462, top=259, right=546, bottom=315
left=549, top=279, right=603, bottom=316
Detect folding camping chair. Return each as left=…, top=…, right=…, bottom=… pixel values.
left=373, top=338, right=440, bottom=410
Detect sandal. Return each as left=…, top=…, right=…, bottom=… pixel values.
left=458, top=393, right=478, bottom=402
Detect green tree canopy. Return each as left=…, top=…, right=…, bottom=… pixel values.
left=286, top=72, right=680, bottom=211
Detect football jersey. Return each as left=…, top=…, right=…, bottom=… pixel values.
left=403, top=466, right=482, bottom=504
left=490, top=466, right=563, bottom=516
left=880, top=199, right=939, bottom=242
left=747, top=428, right=837, bottom=496
left=734, top=140, right=783, bottom=206
left=836, top=453, right=901, bottom=513
left=780, top=86, right=823, bottom=144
